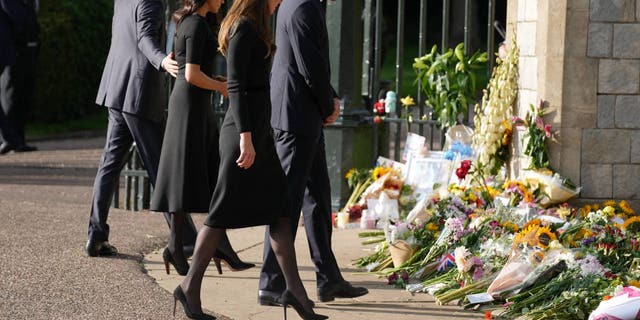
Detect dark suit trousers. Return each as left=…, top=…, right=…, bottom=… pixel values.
left=0, top=63, right=24, bottom=147
left=0, top=46, right=38, bottom=147
left=259, top=129, right=344, bottom=292
left=87, top=108, right=199, bottom=249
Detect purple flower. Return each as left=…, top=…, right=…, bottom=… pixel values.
left=582, top=236, right=596, bottom=246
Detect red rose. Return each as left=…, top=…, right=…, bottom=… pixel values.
left=373, top=116, right=382, bottom=125
left=455, top=167, right=468, bottom=180
left=460, top=160, right=472, bottom=171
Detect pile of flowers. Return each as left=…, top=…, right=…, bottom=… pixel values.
left=353, top=183, right=640, bottom=319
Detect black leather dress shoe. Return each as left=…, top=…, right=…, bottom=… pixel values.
left=317, top=281, right=369, bottom=302
left=85, top=240, right=119, bottom=257
left=258, top=290, right=315, bottom=307
left=0, top=143, right=15, bottom=155
left=0, top=143, right=37, bottom=155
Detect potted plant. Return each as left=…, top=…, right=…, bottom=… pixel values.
left=412, top=43, right=487, bottom=129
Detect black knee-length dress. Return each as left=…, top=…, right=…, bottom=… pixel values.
left=151, top=14, right=219, bottom=213
left=204, top=20, right=288, bottom=229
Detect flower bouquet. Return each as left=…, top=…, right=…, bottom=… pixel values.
left=589, top=286, right=640, bottom=320
left=486, top=220, right=558, bottom=298
left=523, top=169, right=580, bottom=207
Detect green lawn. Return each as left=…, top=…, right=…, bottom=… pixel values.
left=379, top=43, right=423, bottom=101
left=26, top=110, right=108, bottom=139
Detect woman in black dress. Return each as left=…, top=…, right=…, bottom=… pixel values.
left=151, top=0, right=253, bottom=277
left=173, top=0, right=327, bottom=319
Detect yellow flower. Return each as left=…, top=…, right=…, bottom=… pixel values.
left=500, top=221, right=519, bottom=233
left=581, top=205, right=592, bottom=217
left=620, top=200, right=635, bottom=215
left=427, top=222, right=440, bottom=232
left=530, top=250, right=545, bottom=264
left=372, top=166, right=392, bottom=180
left=345, top=168, right=355, bottom=180
left=593, top=203, right=600, bottom=210
left=623, top=216, right=640, bottom=233
left=628, top=280, right=640, bottom=288
left=400, top=95, right=415, bottom=107
left=536, top=226, right=556, bottom=248
left=603, top=200, right=616, bottom=207
left=523, top=219, right=542, bottom=230
left=602, top=206, right=616, bottom=217
left=556, top=207, right=571, bottom=220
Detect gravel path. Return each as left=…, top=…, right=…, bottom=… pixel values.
left=0, top=137, right=228, bottom=320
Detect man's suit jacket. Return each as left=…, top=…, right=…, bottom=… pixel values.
left=0, top=0, right=28, bottom=66
left=270, top=0, right=335, bottom=137
left=95, top=0, right=168, bottom=123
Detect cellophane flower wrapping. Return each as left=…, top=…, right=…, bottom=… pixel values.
left=589, top=286, right=640, bottom=320
left=523, top=169, right=580, bottom=207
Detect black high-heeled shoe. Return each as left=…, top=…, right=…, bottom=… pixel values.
left=163, top=247, right=189, bottom=276
left=212, top=250, right=255, bottom=275
left=281, top=290, right=328, bottom=320
left=173, top=286, right=216, bottom=320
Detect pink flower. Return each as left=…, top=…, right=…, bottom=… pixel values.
left=544, top=124, right=552, bottom=138
left=535, top=116, right=544, bottom=130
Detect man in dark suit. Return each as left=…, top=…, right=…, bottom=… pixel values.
left=85, top=0, right=179, bottom=256
left=259, top=0, right=369, bottom=304
left=0, top=0, right=38, bottom=155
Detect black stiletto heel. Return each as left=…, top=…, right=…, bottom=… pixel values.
left=173, top=286, right=216, bottom=319
left=163, top=247, right=190, bottom=276
left=212, top=250, right=255, bottom=273
left=281, top=290, right=328, bottom=320
left=213, top=257, right=223, bottom=275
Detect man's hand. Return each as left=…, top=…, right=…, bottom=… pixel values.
left=162, top=52, right=178, bottom=77
left=323, top=98, right=341, bottom=126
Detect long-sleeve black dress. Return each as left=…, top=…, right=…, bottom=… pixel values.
left=151, top=14, right=219, bottom=213
left=204, top=20, right=288, bottom=228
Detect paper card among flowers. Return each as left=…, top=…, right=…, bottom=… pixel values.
left=402, top=132, right=426, bottom=162
left=404, top=156, right=445, bottom=192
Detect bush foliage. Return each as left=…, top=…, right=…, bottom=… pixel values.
left=34, top=0, right=113, bottom=122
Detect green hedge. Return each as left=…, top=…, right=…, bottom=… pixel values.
left=34, top=0, right=113, bottom=122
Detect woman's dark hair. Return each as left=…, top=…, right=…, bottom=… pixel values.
left=173, top=0, right=219, bottom=34
left=172, top=0, right=207, bottom=24
left=218, top=0, right=274, bottom=58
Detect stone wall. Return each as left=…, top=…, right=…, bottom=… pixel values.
left=508, top=0, right=640, bottom=208
left=585, top=0, right=640, bottom=206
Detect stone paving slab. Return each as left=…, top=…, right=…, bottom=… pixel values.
left=145, top=226, right=482, bottom=320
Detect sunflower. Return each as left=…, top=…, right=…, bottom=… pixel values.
left=603, top=200, right=616, bottom=208
left=372, top=166, right=392, bottom=180
left=523, top=219, right=542, bottom=230
left=512, top=224, right=540, bottom=249
left=620, top=200, right=635, bottom=215
left=529, top=250, right=545, bottom=264
left=593, top=203, right=600, bottom=211
left=580, top=205, right=592, bottom=217
left=623, top=216, right=640, bottom=234
left=536, top=226, right=556, bottom=248
left=345, top=168, right=355, bottom=180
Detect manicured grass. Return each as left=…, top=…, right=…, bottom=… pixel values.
left=379, top=43, right=423, bottom=101
left=26, top=110, right=108, bottom=139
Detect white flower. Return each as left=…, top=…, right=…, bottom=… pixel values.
left=454, top=246, right=473, bottom=272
